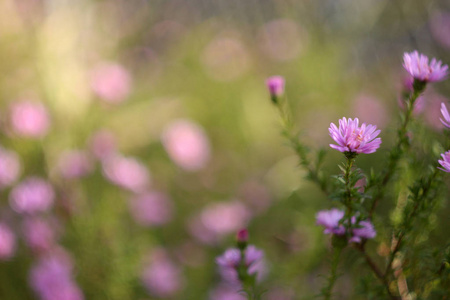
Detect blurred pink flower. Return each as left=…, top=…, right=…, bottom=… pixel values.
left=425, top=92, right=448, bottom=130
left=162, top=120, right=210, bottom=171
left=0, top=146, right=21, bottom=188
left=316, top=209, right=345, bottom=235
left=128, top=191, right=173, bottom=226
left=200, top=201, right=250, bottom=236
left=352, top=94, right=389, bottom=128
left=141, top=250, right=183, bottom=298
left=403, top=51, right=448, bottom=83
left=102, top=155, right=150, bottom=193
left=0, top=223, right=16, bottom=260
left=22, top=217, right=56, bottom=252
left=58, top=150, right=93, bottom=179
left=10, top=100, right=50, bottom=138
left=88, top=130, right=117, bottom=161
left=30, top=249, right=84, bottom=300
left=329, top=117, right=381, bottom=154
left=10, top=177, right=55, bottom=214
left=438, top=150, right=450, bottom=173
left=430, top=12, right=450, bottom=49
left=209, top=285, right=246, bottom=300
left=350, top=220, right=376, bottom=243
left=216, top=245, right=266, bottom=286
left=90, top=63, right=132, bottom=104
left=266, top=76, right=285, bottom=98
left=440, top=102, right=450, bottom=129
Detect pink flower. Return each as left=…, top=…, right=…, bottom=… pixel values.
left=10, top=177, right=55, bottom=214
left=216, top=245, right=266, bottom=286
left=0, top=147, right=21, bottom=188
left=329, top=117, right=381, bottom=154
left=200, top=201, right=250, bottom=236
left=440, top=102, right=450, bottom=129
left=141, top=250, right=183, bottom=298
left=209, top=285, right=246, bottom=300
left=438, top=150, right=450, bottom=172
left=58, top=150, right=93, bottom=179
left=30, top=249, right=84, bottom=300
left=128, top=192, right=172, bottom=226
left=266, top=76, right=285, bottom=97
left=90, top=63, right=132, bottom=104
left=403, top=51, right=448, bottom=82
left=350, top=220, right=376, bottom=243
left=102, top=155, right=150, bottom=192
left=22, top=217, right=57, bottom=252
left=10, top=101, right=50, bottom=138
left=316, top=209, right=345, bottom=235
left=0, top=223, right=16, bottom=260
left=162, top=120, right=210, bottom=171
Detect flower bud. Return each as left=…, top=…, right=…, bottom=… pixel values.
left=266, top=76, right=285, bottom=104
left=236, top=229, right=248, bottom=250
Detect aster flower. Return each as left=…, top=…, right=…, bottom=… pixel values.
left=10, top=100, right=50, bottom=138
left=316, top=209, right=345, bottom=235
left=440, top=103, right=450, bottom=129
left=350, top=220, right=376, bottom=243
left=329, top=117, right=381, bottom=154
left=438, top=150, right=450, bottom=172
left=403, top=51, right=448, bottom=83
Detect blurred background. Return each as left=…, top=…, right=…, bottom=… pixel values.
left=0, top=0, right=449, bottom=299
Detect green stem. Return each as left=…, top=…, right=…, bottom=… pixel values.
left=323, top=246, right=342, bottom=300
left=275, top=97, right=328, bottom=195
left=369, top=87, right=423, bottom=217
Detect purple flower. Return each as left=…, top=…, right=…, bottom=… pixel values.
left=329, top=117, right=381, bottom=154
left=102, top=155, right=150, bottom=193
left=10, top=177, right=55, bottom=214
left=162, top=119, right=211, bottom=171
left=23, top=217, right=57, bottom=252
left=403, top=51, right=448, bottom=83
left=30, top=249, right=84, bottom=300
left=128, top=192, right=173, bottom=226
left=10, top=100, right=50, bottom=138
left=90, top=63, right=132, bottom=104
left=266, top=76, right=285, bottom=97
left=0, top=147, right=21, bottom=188
left=216, top=245, right=266, bottom=286
left=440, top=103, right=450, bottom=129
left=141, top=249, right=183, bottom=298
left=88, top=130, right=117, bottom=161
left=438, top=150, right=450, bottom=172
left=350, top=220, right=376, bottom=243
left=316, top=209, right=345, bottom=235
left=0, top=223, right=16, bottom=260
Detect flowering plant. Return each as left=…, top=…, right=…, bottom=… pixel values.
left=217, top=51, right=450, bottom=299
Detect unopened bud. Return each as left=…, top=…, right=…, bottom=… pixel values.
left=266, top=76, right=285, bottom=104
left=236, top=229, right=248, bottom=250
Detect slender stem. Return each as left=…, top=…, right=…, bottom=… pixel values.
left=275, top=97, right=328, bottom=195
left=369, top=88, right=422, bottom=217
left=356, top=245, right=400, bottom=300
left=323, top=246, right=342, bottom=300
left=384, top=168, right=439, bottom=277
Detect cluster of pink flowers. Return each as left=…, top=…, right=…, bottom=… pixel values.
left=316, top=209, right=376, bottom=243
left=216, top=245, right=265, bottom=286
